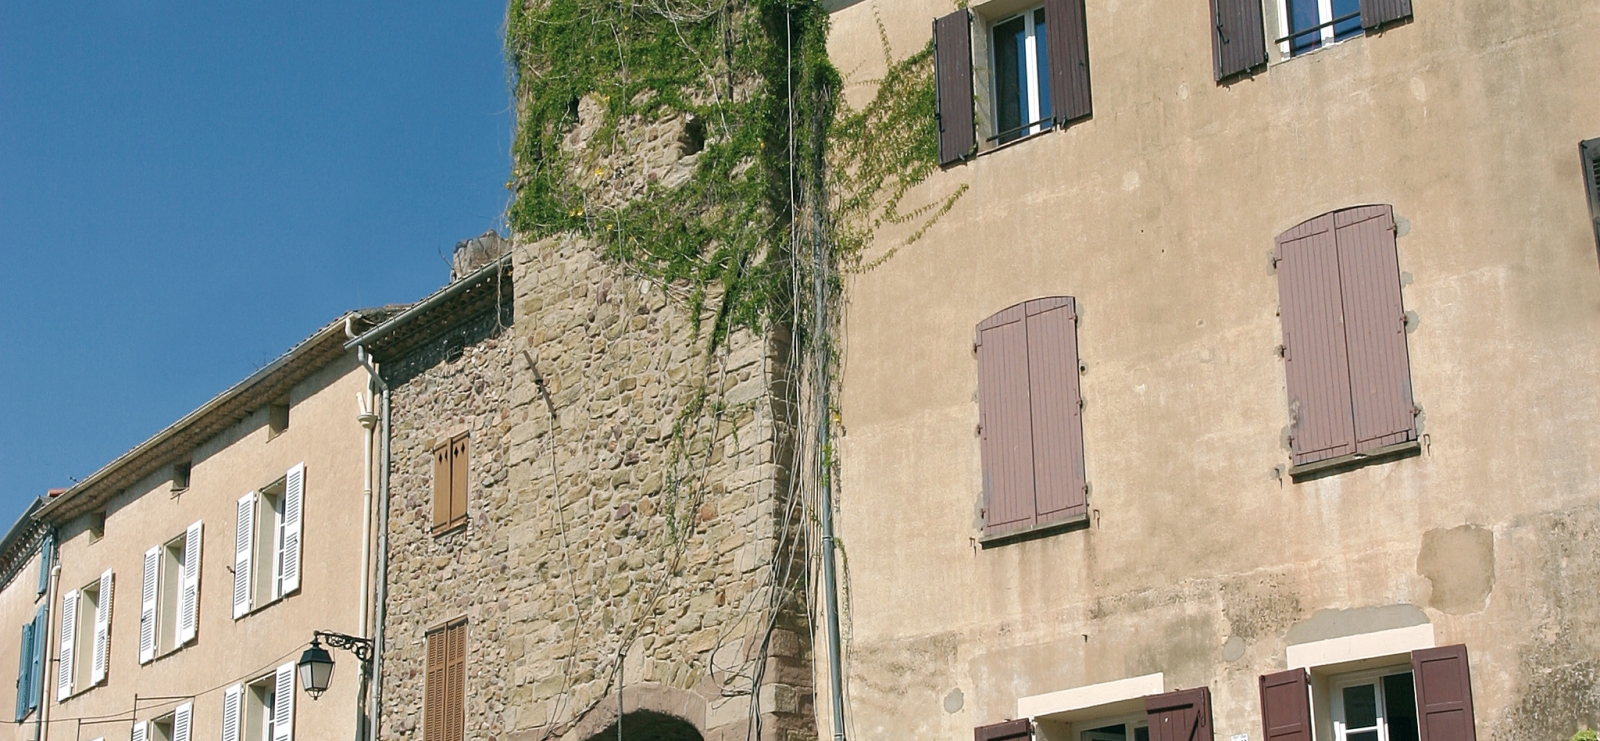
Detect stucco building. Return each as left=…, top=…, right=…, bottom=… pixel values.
left=824, top=0, right=1600, bottom=739
left=1, top=498, right=54, bottom=741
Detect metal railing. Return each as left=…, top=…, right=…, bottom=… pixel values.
left=987, top=115, right=1055, bottom=143
left=1275, top=10, right=1361, bottom=45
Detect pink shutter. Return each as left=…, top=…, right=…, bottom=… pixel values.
left=1277, top=213, right=1358, bottom=466
left=1044, top=0, right=1092, bottom=123
left=1259, top=669, right=1312, bottom=741
left=1360, top=0, right=1412, bottom=30
left=1333, top=205, right=1416, bottom=454
left=1146, top=687, right=1212, bottom=741
left=934, top=10, right=975, bottom=165
left=1024, top=298, right=1087, bottom=526
left=978, top=304, right=1037, bottom=536
left=1412, top=645, right=1477, bottom=741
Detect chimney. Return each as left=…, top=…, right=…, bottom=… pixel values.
left=451, top=231, right=507, bottom=281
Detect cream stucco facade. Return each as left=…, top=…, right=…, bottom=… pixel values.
left=825, top=0, right=1600, bottom=739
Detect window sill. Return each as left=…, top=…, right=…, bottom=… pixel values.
left=148, top=639, right=197, bottom=665
left=974, top=125, right=1057, bottom=160
left=432, top=520, right=468, bottom=538
left=1289, top=439, right=1420, bottom=482
left=979, top=512, right=1089, bottom=549
left=238, top=589, right=297, bottom=620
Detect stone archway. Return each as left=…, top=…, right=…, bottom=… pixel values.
left=581, top=710, right=704, bottom=741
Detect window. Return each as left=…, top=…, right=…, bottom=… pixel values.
left=1331, top=670, right=1418, bottom=741
left=57, top=571, right=112, bottom=699
left=992, top=7, right=1053, bottom=144
left=234, top=464, right=304, bottom=618
left=1275, top=205, right=1416, bottom=474
left=141, top=522, right=201, bottom=662
left=172, top=461, right=191, bottom=492
left=1075, top=715, right=1149, bottom=741
left=1259, top=645, right=1477, bottom=741
left=433, top=435, right=470, bottom=535
left=88, top=510, right=105, bottom=541
left=425, top=619, right=466, bottom=741
left=1272, top=0, right=1413, bottom=58
left=134, top=703, right=192, bottom=741
left=14, top=605, right=46, bottom=721
left=1580, top=139, right=1600, bottom=262
left=229, top=663, right=296, bottom=741
left=268, top=402, right=290, bottom=438
left=974, top=297, right=1087, bottom=540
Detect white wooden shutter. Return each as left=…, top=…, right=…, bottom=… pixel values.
left=139, top=546, right=158, bottom=664
left=131, top=720, right=148, bottom=741
left=221, top=684, right=243, bottom=741
left=234, top=493, right=256, bottom=619
left=173, top=702, right=192, bottom=741
left=272, top=661, right=295, bottom=741
left=178, top=521, right=202, bottom=644
left=90, top=570, right=112, bottom=685
left=281, top=464, right=304, bottom=595
left=56, top=589, right=76, bottom=700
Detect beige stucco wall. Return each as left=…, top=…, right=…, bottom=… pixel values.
left=50, top=354, right=374, bottom=741
left=0, top=548, right=45, bottom=740
left=827, top=0, right=1600, bottom=739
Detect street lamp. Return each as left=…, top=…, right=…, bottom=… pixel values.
left=298, top=631, right=373, bottom=700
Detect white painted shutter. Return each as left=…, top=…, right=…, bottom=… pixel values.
left=234, top=493, right=256, bottom=619
left=178, top=521, right=202, bottom=644
left=173, top=702, right=192, bottom=741
left=272, top=661, right=295, bottom=741
left=90, top=570, right=112, bottom=685
left=139, top=546, right=158, bottom=664
left=131, top=720, right=148, bottom=741
left=222, top=684, right=243, bottom=741
left=55, top=590, right=76, bottom=700
left=281, top=463, right=304, bottom=595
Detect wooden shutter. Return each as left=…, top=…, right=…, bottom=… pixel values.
left=1211, top=0, right=1265, bottom=81
left=131, top=720, right=148, bottom=741
left=281, top=463, right=304, bottom=595
left=222, top=684, right=243, bottom=741
left=1412, top=645, right=1477, bottom=741
left=29, top=606, right=46, bottom=714
left=273, top=661, right=296, bottom=741
left=978, top=304, right=1037, bottom=536
left=1146, top=687, right=1212, bottom=741
left=1277, top=213, right=1358, bottom=466
left=934, top=10, right=975, bottom=166
left=426, top=626, right=446, bottom=741
left=1334, top=206, right=1415, bottom=454
left=446, top=621, right=467, bottom=741
left=37, top=533, right=52, bottom=596
left=1044, top=0, right=1092, bottom=124
left=433, top=444, right=452, bottom=533
left=178, top=521, right=202, bottom=644
left=173, top=702, right=193, bottom=741
left=1259, top=669, right=1312, bottom=741
left=1360, top=0, right=1412, bottom=30
left=450, top=437, right=470, bottom=529
left=234, top=492, right=256, bottom=618
left=56, top=589, right=76, bottom=700
left=974, top=718, right=1032, bottom=741
left=16, top=622, right=32, bottom=721
left=90, top=570, right=112, bottom=685
left=139, top=546, right=158, bottom=664
left=1580, top=139, right=1600, bottom=265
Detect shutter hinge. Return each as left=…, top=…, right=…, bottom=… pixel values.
left=1270, top=253, right=1282, bottom=268
left=1276, top=344, right=1287, bottom=359
left=975, top=424, right=983, bottom=437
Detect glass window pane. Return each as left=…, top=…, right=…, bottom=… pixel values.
left=1347, top=732, right=1380, bottom=741
left=1080, top=724, right=1127, bottom=741
left=1033, top=9, right=1053, bottom=125
left=1383, top=673, right=1420, bottom=741
left=1331, top=0, right=1362, bottom=38
left=1343, top=684, right=1379, bottom=729
left=994, top=16, right=1027, bottom=142
left=1134, top=726, right=1149, bottom=741
left=1287, top=0, right=1323, bottom=54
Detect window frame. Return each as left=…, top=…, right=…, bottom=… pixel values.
left=988, top=4, right=1054, bottom=145
left=1328, top=666, right=1417, bottom=741
left=1071, top=712, right=1150, bottom=741
left=71, top=579, right=98, bottom=691
left=244, top=673, right=279, bottom=741
left=156, top=534, right=184, bottom=655
left=1276, top=0, right=1362, bottom=57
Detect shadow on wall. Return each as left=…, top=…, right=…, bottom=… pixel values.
left=582, top=711, right=703, bottom=741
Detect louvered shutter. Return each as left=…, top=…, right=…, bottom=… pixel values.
left=173, top=702, right=192, bottom=741
left=273, top=661, right=295, bottom=741
left=450, top=438, right=469, bottom=529
left=1210, top=0, right=1266, bottom=81
left=1146, top=687, right=1212, bottom=741
left=37, top=533, right=53, bottom=596
left=29, top=606, right=46, bottom=713
left=1044, top=0, right=1092, bottom=123
left=90, top=570, right=112, bottom=684
left=426, top=628, right=445, bottom=741
left=1412, top=645, right=1477, bottom=741
left=281, top=463, right=304, bottom=595
left=446, top=622, right=466, bottom=741
left=1582, top=139, right=1600, bottom=261
left=1277, top=213, right=1357, bottom=466
left=933, top=10, right=975, bottom=166
left=1025, top=298, right=1089, bottom=526
left=974, top=718, right=1031, bottom=741
left=433, top=444, right=452, bottom=533
left=56, top=590, right=76, bottom=700
left=131, top=720, right=148, bottom=741
left=235, top=493, right=256, bottom=618
left=1360, top=0, right=1412, bottom=30
left=16, top=622, right=32, bottom=720
left=1334, top=205, right=1415, bottom=454
left=178, top=521, right=202, bottom=644
left=222, top=684, right=243, bottom=741
left=1259, top=669, right=1312, bottom=741
left=977, top=304, right=1036, bottom=536
left=139, top=546, right=158, bottom=664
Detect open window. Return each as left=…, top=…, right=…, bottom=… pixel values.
left=1001, top=674, right=1210, bottom=741
left=230, top=663, right=296, bottom=741
left=57, top=570, right=112, bottom=699
left=234, top=464, right=304, bottom=618
left=140, top=522, right=201, bottom=662
left=1261, top=643, right=1476, bottom=741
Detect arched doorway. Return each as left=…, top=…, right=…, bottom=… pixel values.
left=581, top=710, right=704, bottom=741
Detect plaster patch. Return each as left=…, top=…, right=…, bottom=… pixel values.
left=1418, top=524, right=1495, bottom=614
left=944, top=688, right=964, bottom=714
left=1285, top=604, right=1428, bottom=645
left=1122, top=171, right=1141, bottom=191
left=1222, top=636, right=1246, bottom=663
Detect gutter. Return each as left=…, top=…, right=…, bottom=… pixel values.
left=343, top=255, right=510, bottom=354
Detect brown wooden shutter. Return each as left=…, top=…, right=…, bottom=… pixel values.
left=1277, top=214, right=1358, bottom=466
left=1259, top=669, right=1312, bottom=741
left=432, top=444, right=451, bottom=533
left=1360, top=0, right=1412, bottom=30
left=978, top=304, right=1037, bottom=536
left=1025, top=298, right=1088, bottom=526
left=934, top=10, right=975, bottom=166
left=425, top=627, right=446, bottom=741
left=1412, top=644, right=1477, bottom=741
left=1580, top=139, right=1600, bottom=262
left=974, top=718, right=1032, bottom=741
left=1044, top=0, right=1092, bottom=124
left=1333, top=205, right=1415, bottom=454
left=445, top=621, right=466, bottom=741
left=1210, top=0, right=1265, bottom=81
left=1145, top=686, right=1212, bottom=741
left=450, top=435, right=470, bottom=528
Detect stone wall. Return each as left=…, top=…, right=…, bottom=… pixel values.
left=379, top=235, right=811, bottom=741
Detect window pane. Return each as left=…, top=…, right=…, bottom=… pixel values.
left=1081, top=723, right=1127, bottom=741
left=1287, top=0, right=1323, bottom=54
left=994, top=16, right=1027, bottom=142
left=1347, top=732, right=1379, bottom=741
left=1331, top=0, right=1362, bottom=39
left=1383, top=673, right=1420, bottom=741
left=1033, top=8, right=1053, bottom=126
left=1134, top=726, right=1149, bottom=741
left=1343, top=684, right=1379, bottom=729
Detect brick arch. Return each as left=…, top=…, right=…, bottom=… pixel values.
left=560, top=683, right=709, bottom=741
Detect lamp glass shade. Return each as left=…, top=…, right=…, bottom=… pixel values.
left=298, top=644, right=335, bottom=697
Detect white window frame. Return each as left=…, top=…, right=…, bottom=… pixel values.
left=236, top=463, right=304, bottom=619
left=989, top=4, right=1051, bottom=142
left=1070, top=712, right=1149, bottom=741
left=1328, top=666, right=1415, bottom=741
left=1276, top=0, right=1361, bottom=57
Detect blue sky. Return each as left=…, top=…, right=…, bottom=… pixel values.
left=0, top=1, right=512, bottom=520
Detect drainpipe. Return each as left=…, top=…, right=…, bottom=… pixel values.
left=812, top=100, right=848, bottom=741
left=349, top=316, right=389, bottom=741
left=357, top=392, right=378, bottom=637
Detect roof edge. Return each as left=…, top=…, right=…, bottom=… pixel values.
left=346, top=254, right=512, bottom=353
